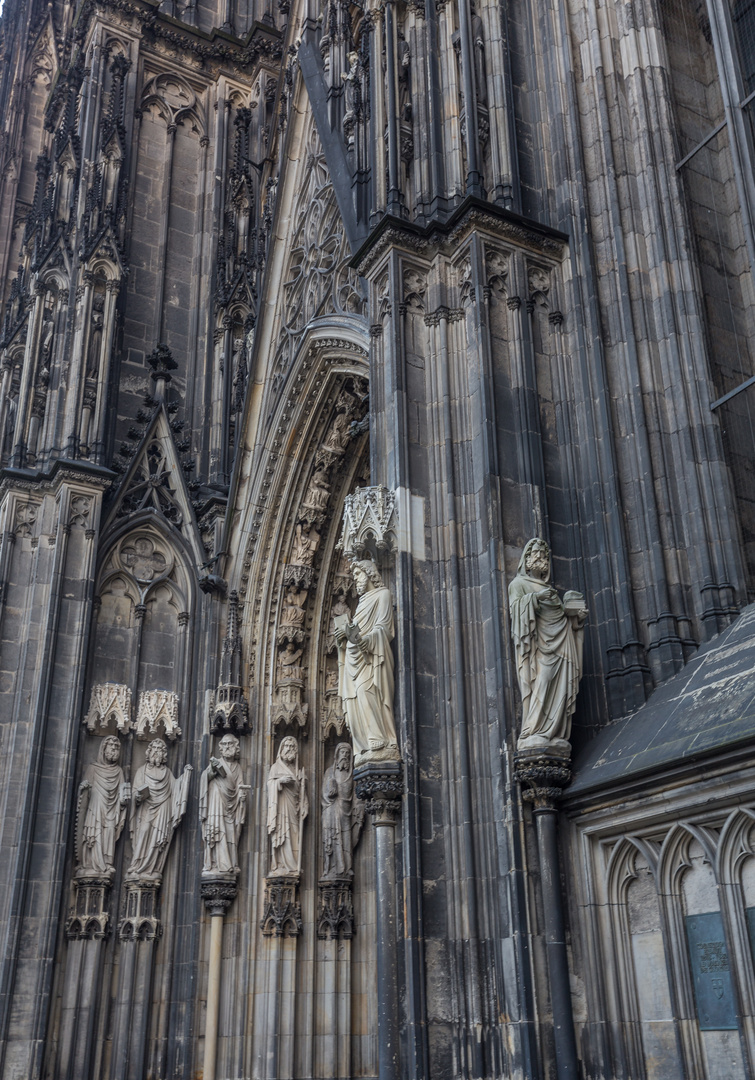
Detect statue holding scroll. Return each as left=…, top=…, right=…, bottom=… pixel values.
left=334, top=559, right=399, bottom=766
left=509, top=538, right=587, bottom=751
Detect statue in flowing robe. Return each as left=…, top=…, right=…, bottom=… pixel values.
left=126, top=738, right=192, bottom=879
left=334, top=559, right=399, bottom=766
left=76, top=735, right=130, bottom=877
left=200, top=734, right=250, bottom=876
left=321, top=743, right=364, bottom=879
left=267, top=736, right=308, bottom=877
left=508, top=538, right=587, bottom=751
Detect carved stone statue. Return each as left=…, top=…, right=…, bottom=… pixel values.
left=290, top=522, right=320, bottom=567
left=334, top=559, right=399, bottom=766
left=200, top=734, right=250, bottom=876
left=322, top=410, right=351, bottom=454
left=321, top=743, right=364, bottom=879
left=341, top=51, right=359, bottom=123
left=267, top=735, right=308, bottom=877
left=280, top=586, right=307, bottom=628
left=87, top=293, right=105, bottom=380
left=302, top=465, right=331, bottom=511
left=126, top=738, right=192, bottom=879
left=277, top=641, right=304, bottom=684
left=76, top=736, right=131, bottom=877
left=508, top=538, right=587, bottom=751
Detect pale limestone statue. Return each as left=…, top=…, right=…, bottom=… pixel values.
left=321, top=743, right=364, bottom=879
left=334, top=559, right=399, bottom=766
left=277, top=641, right=304, bottom=684
left=509, top=538, right=587, bottom=751
left=200, top=734, right=250, bottom=876
left=290, top=522, right=320, bottom=567
left=76, top=736, right=131, bottom=877
left=126, top=738, right=192, bottom=879
left=302, top=465, right=331, bottom=511
left=267, top=735, right=308, bottom=877
left=280, top=587, right=307, bottom=628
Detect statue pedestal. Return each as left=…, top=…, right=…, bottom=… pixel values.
left=355, top=760, right=403, bottom=1080
left=514, top=746, right=578, bottom=1080
left=201, top=874, right=239, bottom=1080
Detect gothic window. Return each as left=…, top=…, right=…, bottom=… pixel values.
left=85, top=527, right=191, bottom=739
left=732, top=0, right=755, bottom=92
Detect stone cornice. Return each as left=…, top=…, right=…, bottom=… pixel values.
left=0, top=459, right=115, bottom=498
left=350, top=196, right=569, bottom=277
left=76, top=0, right=283, bottom=73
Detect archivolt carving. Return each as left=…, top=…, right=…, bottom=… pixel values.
left=272, top=124, right=366, bottom=387
left=270, top=378, right=368, bottom=733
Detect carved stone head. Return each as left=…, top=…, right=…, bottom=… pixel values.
left=279, top=735, right=298, bottom=765
left=351, top=558, right=383, bottom=595
left=335, top=743, right=352, bottom=772
left=101, top=735, right=121, bottom=764
left=146, top=738, right=168, bottom=766
left=521, top=538, right=551, bottom=582
left=219, top=734, right=240, bottom=761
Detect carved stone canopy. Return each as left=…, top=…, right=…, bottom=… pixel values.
left=84, top=682, right=132, bottom=733
left=339, top=486, right=398, bottom=560
left=134, top=689, right=181, bottom=740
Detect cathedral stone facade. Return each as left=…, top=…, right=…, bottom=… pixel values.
left=0, top=0, right=755, bottom=1071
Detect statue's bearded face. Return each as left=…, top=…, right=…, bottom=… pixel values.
left=220, top=735, right=239, bottom=760
left=526, top=544, right=550, bottom=580
left=353, top=566, right=369, bottom=596
left=281, top=737, right=297, bottom=763
left=336, top=745, right=351, bottom=770
left=104, top=738, right=121, bottom=763
left=147, top=740, right=168, bottom=766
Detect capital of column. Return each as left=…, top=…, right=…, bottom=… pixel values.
left=354, top=760, right=403, bottom=823
left=514, top=746, right=571, bottom=812
left=201, top=873, right=239, bottom=917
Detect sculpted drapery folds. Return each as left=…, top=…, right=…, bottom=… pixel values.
left=335, top=559, right=399, bottom=766
left=200, top=734, right=250, bottom=876
left=267, top=736, right=308, bottom=877
left=322, top=743, right=364, bottom=879
left=126, top=738, right=192, bottom=880
left=76, top=736, right=131, bottom=877
left=509, top=539, right=587, bottom=750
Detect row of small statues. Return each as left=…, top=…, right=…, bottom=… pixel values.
left=76, top=537, right=587, bottom=887
left=76, top=734, right=362, bottom=884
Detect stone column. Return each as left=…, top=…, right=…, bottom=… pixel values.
left=354, top=761, right=403, bottom=1080
left=201, top=876, right=239, bottom=1080
left=57, top=875, right=111, bottom=1080
left=110, top=878, right=161, bottom=1080
left=514, top=747, right=578, bottom=1080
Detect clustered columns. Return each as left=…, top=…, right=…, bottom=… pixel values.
left=514, top=749, right=577, bottom=1080
left=201, top=593, right=252, bottom=1080
left=354, top=763, right=404, bottom=1080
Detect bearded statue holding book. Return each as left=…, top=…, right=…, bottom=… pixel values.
left=509, top=539, right=587, bottom=752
